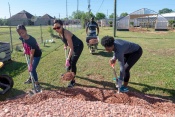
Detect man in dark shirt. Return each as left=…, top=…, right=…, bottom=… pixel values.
left=86, top=17, right=99, bottom=36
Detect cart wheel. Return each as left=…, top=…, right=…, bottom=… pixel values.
left=0, top=75, right=14, bottom=90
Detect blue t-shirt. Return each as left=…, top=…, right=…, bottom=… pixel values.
left=19, top=35, right=42, bottom=57
left=113, top=39, right=140, bottom=80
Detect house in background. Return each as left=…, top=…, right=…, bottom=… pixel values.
left=34, top=14, right=54, bottom=26
left=161, top=12, right=175, bottom=21
left=8, top=10, right=34, bottom=26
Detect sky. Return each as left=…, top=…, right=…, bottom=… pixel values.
left=0, top=0, right=175, bottom=19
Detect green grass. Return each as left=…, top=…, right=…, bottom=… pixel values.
left=0, top=26, right=175, bottom=102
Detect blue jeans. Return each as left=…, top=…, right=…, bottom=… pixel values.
left=31, top=57, right=41, bottom=82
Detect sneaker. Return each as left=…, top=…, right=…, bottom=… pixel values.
left=119, top=85, right=129, bottom=93
left=68, top=80, right=75, bottom=87
left=35, top=84, right=41, bottom=92
left=24, top=78, right=32, bottom=84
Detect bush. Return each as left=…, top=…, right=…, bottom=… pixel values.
left=168, top=20, right=175, bottom=28
left=109, top=21, right=113, bottom=27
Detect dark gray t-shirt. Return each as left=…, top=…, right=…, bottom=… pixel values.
left=113, top=39, right=140, bottom=79
left=19, top=35, right=42, bottom=57
left=86, top=21, right=98, bottom=33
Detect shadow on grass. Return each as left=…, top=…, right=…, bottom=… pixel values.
left=128, top=82, right=175, bottom=103
left=92, top=51, right=113, bottom=57
left=0, top=60, right=27, bottom=78
left=39, top=82, right=62, bottom=90
left=0, top=88, right=25, bottom=101
left=76, top=75, right=115, bottom=90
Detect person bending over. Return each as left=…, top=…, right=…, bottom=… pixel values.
left=101, top=36, right=143, bottom=92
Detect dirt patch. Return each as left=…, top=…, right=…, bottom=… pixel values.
left=0, top=87, right=175, bottom=116
left=129, top=27, right=148, bottom=32
left=129, top=27, right=170, bottom=34
left=147, top=48, right=175, bottom=56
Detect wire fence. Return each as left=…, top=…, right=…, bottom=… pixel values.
left=0, top=23, right=82, bottom=53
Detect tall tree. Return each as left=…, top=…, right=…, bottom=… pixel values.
left=72, top=10, right=85, bottom=19
left=109, top=13, right=114, bottom=18
left=159, top=8, right=173, bottom=14
left=120, top=12, right=128, bottom=17
left=96, top=12, right=106, bottom=20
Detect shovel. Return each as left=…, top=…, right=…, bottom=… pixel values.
left=111, top=63, right=120, bottom=93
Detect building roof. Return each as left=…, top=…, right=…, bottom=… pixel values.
left=161, top=12, right=175, bottom=17
left=41, top=14, right=54, bottom=19
left=129, top=8, right=157, bottom=19
left=9, top=10, right=33, bottom=20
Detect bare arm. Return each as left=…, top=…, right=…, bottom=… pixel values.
left=97, top=26, right=99, bottom=35
left=30, top=49, right=35, bottom=66
left=86, top=27, right=88, bottom=35
left=64, top=30, right=74, bottom=60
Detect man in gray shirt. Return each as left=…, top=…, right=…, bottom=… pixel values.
left=101, top=36, right=143, bottom=92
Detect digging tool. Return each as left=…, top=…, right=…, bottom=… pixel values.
left=111, top=63, right=120, bottom=93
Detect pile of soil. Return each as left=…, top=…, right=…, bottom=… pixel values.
left=0, top=87, right=175, bottom=116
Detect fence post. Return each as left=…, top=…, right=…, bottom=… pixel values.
left=40, top=24, right=43, bottom=43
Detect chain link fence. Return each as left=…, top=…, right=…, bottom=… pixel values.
left=0, top=22, right=82, bottom=54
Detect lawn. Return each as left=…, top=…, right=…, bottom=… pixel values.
left=0, top=26, right=175, bottom=101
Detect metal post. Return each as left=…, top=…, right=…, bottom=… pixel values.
left=40, top=24, right=43, bottom=43
left=113, top=0, right=117, bottom=37
left=8, top=2, right=13, bottom=53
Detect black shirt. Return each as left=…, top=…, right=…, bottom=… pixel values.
left=19, top=35, right=42, bottom=57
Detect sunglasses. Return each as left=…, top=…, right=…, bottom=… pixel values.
left=53, top=26, right=61, bottom=30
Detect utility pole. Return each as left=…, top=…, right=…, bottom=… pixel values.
left=88, top=0, right=91, bottom=18
left=8, top=2, right=13, bottom=53
left=113, top=0, right=117, bottom=37
left=77, top=0, right=79, bottom=13
left=77, top=0, right=79, bottom=28
left=107, top=9, right=108, bottom=18
left=65, top=0, right=68, bottom=29
left=66, top=0, right=68, bottom=19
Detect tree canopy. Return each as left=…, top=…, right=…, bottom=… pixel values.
left=109, top=13, right=114, bottom=18
left=95, top=12, right=106, bottom=20
left=120, top=12, right=128, bottom=17
left=159, top=8, right=173, bottom=14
